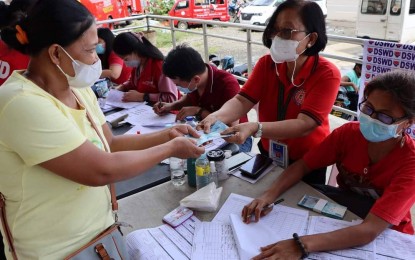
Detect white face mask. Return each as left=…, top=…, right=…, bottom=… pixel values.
left=57, top=47, right=102, bottom=89
left=269, top=35, right=309, bottom=63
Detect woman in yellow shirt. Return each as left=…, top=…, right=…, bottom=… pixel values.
left=0, top=0, right=204, bottom=258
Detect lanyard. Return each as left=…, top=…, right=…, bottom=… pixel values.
left=276, top=56, right=319, bottom=121
left=277, top=81, right=297, bottom=121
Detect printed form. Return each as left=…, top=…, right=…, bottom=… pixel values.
left=126, top=216, right=200, bottom=260
left=194, top=193, right=309, bottom=260
left=191, top=222, right=240, bottom=260
left=307, top=216, right=375, bottom=260
left=230, top=205, right=309, bottom=260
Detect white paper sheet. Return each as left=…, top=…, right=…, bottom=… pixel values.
left=212, top=193, right=253, bottom=224
left=105, top=89, right=145, bottom=109
left=123, top=105, right=176, bottom=126
left=191, top=222, right=239, bottom=260
left=374, top=228, right=415, bottom=260
left=229, top=205, right=309, bottom=260
left=307, top=216, right=376, bottom=260
left=126, top=216, right=200, bottom=260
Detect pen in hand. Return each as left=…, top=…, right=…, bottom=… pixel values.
left=249, top=198, right=285, bottom=220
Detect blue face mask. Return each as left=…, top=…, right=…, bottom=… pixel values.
left=359, top=113, right=403, bottom=142
left=177, top=80, right=196, bottom=94
left=96, top=44, right=105, bottom=55
left=124, top=60, right=140, bottom=68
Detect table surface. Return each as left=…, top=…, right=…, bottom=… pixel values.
left=118, top=165, right=359, bottom=234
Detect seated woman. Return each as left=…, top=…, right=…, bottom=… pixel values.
left=97, top=27, right=132, bottom=85
left=242, top=70, right=415, bottom=259
left=113, top=32, right=179, bottom=103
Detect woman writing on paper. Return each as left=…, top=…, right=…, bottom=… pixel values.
left=0, top=0, right=204, bottom=258
left=112, top=32, right=179, bottom=103
left=242, top=70, right=415, bottom=259
left=199, top=0, right=340, bottom=185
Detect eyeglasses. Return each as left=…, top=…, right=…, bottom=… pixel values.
left=358, top=102, right=407, bottom=125
left=269, top=28, right=308, bottom=40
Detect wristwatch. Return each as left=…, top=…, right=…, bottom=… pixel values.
left=143, top=93, right=150, bottom=102
left=254, top=122, right=263, bottom=138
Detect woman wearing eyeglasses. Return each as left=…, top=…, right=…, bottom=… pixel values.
left=199, top=0, right=340, bottom=185
left=242, top=70, right=415, bottom=259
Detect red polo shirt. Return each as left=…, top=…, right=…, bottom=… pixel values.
left=122, top=58, right=179, bottom=103
left=188, top=64, right=248, bottom=123
left=107, top=51, right=132, bottom=85
left=240, top=54, right=340, bottom=160
left=0, top=41, right=30, bottom=86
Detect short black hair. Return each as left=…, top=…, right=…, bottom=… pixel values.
left=364, top=70, right=415, bottom=118
left=1, top=0, right=94, bottom=56
left=163, top=44, right=206, bottom=81
left=97, top=27, right=115, bottom=69
left=113, top=32, right=164, bottom=60
left=262, top=0, right=327, bottom=56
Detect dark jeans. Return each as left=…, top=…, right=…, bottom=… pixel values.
left=311, top=184, right=376, bottom=219
left=257, top=141, right=326, bottom=185
left=346, top=91, right=359, bottom=112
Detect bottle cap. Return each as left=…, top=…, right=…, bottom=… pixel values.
left=207, top=149, right=225, bottom=161
left=185, top=116, right=195, bottom=121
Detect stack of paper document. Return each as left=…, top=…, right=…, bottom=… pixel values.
left=191, top=193, right=415, bottom=260
left=126, top=216, right=200, bottom=260
left=124, top=194, right=415, bottom=260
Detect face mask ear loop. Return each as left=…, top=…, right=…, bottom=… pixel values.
left=56, top=64, right=67, bottom=77
left=59, top=46, right=79, bottom=66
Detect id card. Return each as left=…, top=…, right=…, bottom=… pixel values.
left=269, top=140, right=288, bottom=168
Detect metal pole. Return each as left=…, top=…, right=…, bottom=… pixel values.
left=246, top=29, right=253, bottom=74
left=146, top=16, right=150, bottom=32
left=170, top=19, right=176, bottom=48
left=202, top=23, right=209, bottom=62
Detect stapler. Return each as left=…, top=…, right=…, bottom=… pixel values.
left=109, top=114, right=129, bottom=128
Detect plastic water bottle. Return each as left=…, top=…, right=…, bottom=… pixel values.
left=185, top=116, right=198, bottom=128
left=169, top=157, right=186, bottom=186
left=195, top=156, right=211, bottom=190
left=209, top=161, right=218, bottom=187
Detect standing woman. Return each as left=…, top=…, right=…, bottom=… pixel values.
left=97, top=27, right=132, bottom=85
left=113, top=32, right=179, bottom=103
left=200, top=0, right=340, bottom=184
left=0, top=0, right=204, bottom=258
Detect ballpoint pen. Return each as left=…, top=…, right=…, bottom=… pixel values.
left=262, top=198, right=284, bottom=210
left=249, top=198, right=285, bottom=219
